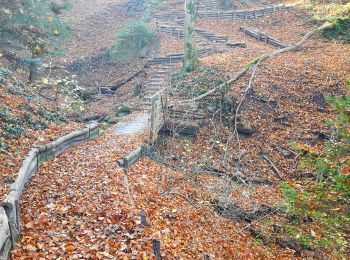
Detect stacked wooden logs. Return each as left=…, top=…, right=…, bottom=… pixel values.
left=239, top=27, right=288, bottom=48
left=197, top=4, right=291, bottom=20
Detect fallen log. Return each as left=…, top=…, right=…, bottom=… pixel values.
left=161, top=121, right=198, bottom=137
left=179, top=22, right=335, bottom=104
left=214, top=202, right=276, bottom=222
left=117, top=146, right=144, bottom=168
left=226, top=42, right=246, bottom=48
left=259, top=148, right=283, bottom=180
left=100, top=70, right=146, bottom=92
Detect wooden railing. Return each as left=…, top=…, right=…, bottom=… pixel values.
left=150, top=87, right=169, bottom=141
left=197, top=4, right=291, bottom=20
left=239, top=27, right=288, bottom=48
left=0, top=123, right=99, bottom=259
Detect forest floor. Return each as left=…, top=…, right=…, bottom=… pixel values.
left=2, top=0, right=349, bottom=259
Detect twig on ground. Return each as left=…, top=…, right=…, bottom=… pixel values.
left=160, top=191, right=198, bottom=209
left=259, top=148, right=283, bottom=179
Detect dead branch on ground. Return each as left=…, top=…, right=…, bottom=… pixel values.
left=178, top=22, right=335, bottom=104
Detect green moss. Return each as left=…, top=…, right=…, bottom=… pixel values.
left=244, top=56, right=262, bottom=69
left=322, top=19, right=350, bottom=43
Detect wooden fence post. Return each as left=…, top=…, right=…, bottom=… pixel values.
left=164, top=88, right=169, bottom=120
left=153, top=240, right=161, bottom=260
left=150, top=95, right=158, bottom=141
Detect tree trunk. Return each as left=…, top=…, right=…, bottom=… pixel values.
left=28, top=52, right=38, bottom=83
left=183, top=0, right=197, bottom=72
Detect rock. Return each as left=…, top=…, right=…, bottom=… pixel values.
left=207, top=105, right=216, bottom=113
left=282, top=149, right=294, bottom=158
left=237, top=124, right=253, bottom=135
left=104, top=116, right=112, bottom=122
left=107, top=117, right=120, bottom=124
left=312, top=93, right=328, bottom=112
left=115, top=105, right=132, bottom=117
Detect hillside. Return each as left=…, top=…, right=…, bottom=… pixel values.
left=0, top=0, right=349, bottom=259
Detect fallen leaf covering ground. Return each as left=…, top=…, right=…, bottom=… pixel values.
left=6, top=0, right=350, bottom=258
left=0, top=71, right=81, bottom=202
left=13, top=125, right=296, bottom=259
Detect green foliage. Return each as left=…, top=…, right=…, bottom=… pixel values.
left=322, top=18, right=350, bottom=43
left=281, top=81, right=350, bottom=257
left=132, top=83, right=142, bottom=96
left=77, top=88, right=97, bottom=101
left=109, top=22, right=156, bottom=62
left=114, top=105, right=132, bottom=116
left=0, top=69, right=66, bottom=154
left=307, top=1, right=350, bottom=43
left=41, top=76, right=89, bottom=113
left=0, top=0, right=71, bottom=78
left=219, top=0, right=236, bottom=10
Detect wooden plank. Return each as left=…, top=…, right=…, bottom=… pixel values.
left=0, top=207, right=11, bottom=260
left=117, top=146, right=143, bottom=168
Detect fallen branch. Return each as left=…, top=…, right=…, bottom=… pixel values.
left=100, top=70, right=145, bottom=93
left=259, top=148, right=283, bottom=180
left=160, top=191, right=198, bottom=209
left=34, top=90, right=57, bottom=101
left=214, top=202, right=276, bottom=222
left=178, top=22, right=335, bottom=104
left=233, top=61, right=260, bottom=162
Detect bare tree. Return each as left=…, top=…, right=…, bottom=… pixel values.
left=183, top=0, right=197, bottom=72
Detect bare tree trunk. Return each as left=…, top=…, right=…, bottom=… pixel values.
left=28, top=50, right=41, bottom=83
left=28, top=53, right=37, bottom=83
left=184, top=0, right=197, bottom=72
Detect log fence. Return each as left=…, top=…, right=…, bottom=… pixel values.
left=156, top=24, right=228, bottom=42
left=0, top=122, right=99, bottom=259
left=239, top=27, right=288, bottom=48
left=149, top=87, right=169, bottom=141
left=197, top=4, right=291, bottom=20
left=146, top=48, right=225, bottom=67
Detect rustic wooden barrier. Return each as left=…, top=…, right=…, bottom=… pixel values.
left=197, top=4, right=291, bottom=20
left=0, top=122, right=99, bottom=259
left=226, top=41, right=246, bottom=48
left=197, top=0, right=219, bottom=11
left=117, top=146, right=144, bottom=168
left=239, top=27, right=288, bottom=48
left=150, top=88, right=169, bottom=141
left=157, top=24, right=228, bottom=42
left=195, top=28, right=228, bottom=42
left=157, top=24, right=184, bottom=38
left=146, top=48, right=221, bottom=67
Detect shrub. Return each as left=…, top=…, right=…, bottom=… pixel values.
left=219, top=0, right=236, bottom=10
left=109, top=22, right=156, bottom=62
left=322, top=18, right=350, bottom=43
left=281, top=81, right=350, bottom=257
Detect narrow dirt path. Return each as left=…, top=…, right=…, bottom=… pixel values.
left=12, top=117, right=149, bottom=258
left=12, top=117, right=272, bottom=258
